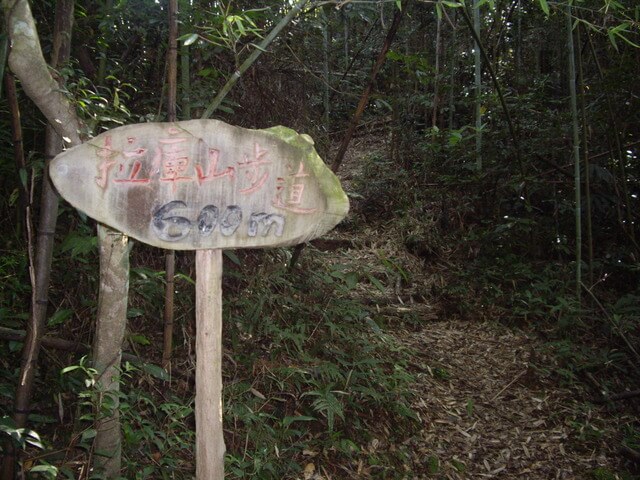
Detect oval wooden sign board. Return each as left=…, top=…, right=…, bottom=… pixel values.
left=50, top=120, right=349, bottom=250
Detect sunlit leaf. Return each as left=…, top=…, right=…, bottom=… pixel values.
left=180, top=33, right=199, bottom=46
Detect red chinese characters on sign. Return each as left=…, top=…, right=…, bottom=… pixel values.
left=155, top=137, right=193, bottom=190
left=272, top=162, right=317, bottom=214
left=196, top=146, right=235, bottom=184
left=93, top=135, right=316, bottom=215
left=238, top=143, right=271, bottom=195
left=113, top=137, right=150, bottom=185
left=95, top=135, right=118, bottom=189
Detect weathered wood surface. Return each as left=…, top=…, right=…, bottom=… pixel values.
left=93, top=225, right=130, bottom=477
left=50, top=120, right=349, bottom=250
left=195, top=249, right=225, bottom=480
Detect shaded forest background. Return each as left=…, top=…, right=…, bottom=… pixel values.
left=0, top=0, right=639, bottom=478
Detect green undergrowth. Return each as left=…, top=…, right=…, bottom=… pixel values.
left=221, top=249, right=420, bottom=478
left=0, top=240, right=420, bottom=479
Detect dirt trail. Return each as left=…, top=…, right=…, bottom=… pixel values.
left=325, top=136, right=632, bottom=479
left=397, top=319, right=623, bottom=479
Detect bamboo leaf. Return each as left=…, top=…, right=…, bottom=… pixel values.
left=282, top=416, right=315, bottom=428
left=129, top=334, right=150, bottom=345
left=249, top=43, right=268, bottom=52
left=81, top=428, right=97, bottom=442
left=608, top=29, right=619, bottom=51
left=179, top=33, right=199, bottom=46
left=224, top=250, right=241, bottom=266
left=141, top=363, right=169, bottom=381
left=538, top=0, right=550, bottom=16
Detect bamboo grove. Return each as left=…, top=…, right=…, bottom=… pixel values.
left=0, top=0, right=639, bottom=477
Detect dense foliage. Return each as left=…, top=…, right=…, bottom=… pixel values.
left=1, top=0, right=639, bottom=478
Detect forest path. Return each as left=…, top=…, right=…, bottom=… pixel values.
left=395, top=318, right=621, bottom=479
left=316, top=223, right=624, bottom=479
left=325, top=135, right=628, bottom=479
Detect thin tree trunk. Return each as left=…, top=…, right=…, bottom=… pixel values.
left=322, top=7, right=330, bottom=129
left=566, top=1, right=582, bottom=302
left=180, top=0, right=191, bottom=120
left=584, top=25, right=636, bottom=246
left=473, top=0, right=482, bottom=170
left=1, top=2, right=82, bottom=476
left=459, top=5, right=528, bottom=204
left=515, top=0, right=522, bottom=86
left=342, top=8, right=349, bottom=66
left=576, top=23, right=593, bottom=286
left=432, top=6, right=442, bottom=131
left=4, top=73, right=27, bottom=238
left=0, top=32, right=8, bottom=99
left=97, top=0, right=113, bottom=84
left=162, top=0, right=179, bottom=372
left=92, top=225, right=130, bottom=478
left=448, top=11, right=458, bottom=129
left=331, top=1, right=408, bottom=172
left=12, top=0, right=74, bottom=434
left=2, top=72, right=33, bottom=480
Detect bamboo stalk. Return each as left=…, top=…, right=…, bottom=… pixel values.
left=473, top=0, right=482, bottom=170
left=576, top=22, right=593, bottom=287
left=459, top=4, right=529, bottom=206
left=566, top=1, right=582, bottom=302
left=12, top=0, right=75, bottom=433
left=162, top=0, right=179, bottom=372
left=584, top=23, right=636, bottom=246
left=331, top=1, right=408, bottom=172
left=201, top=0, right=310, bottom=120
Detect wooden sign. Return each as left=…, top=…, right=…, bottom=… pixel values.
left=50, top=120, right=349, bottom=250
left=51, top=120, right=348, bottom=479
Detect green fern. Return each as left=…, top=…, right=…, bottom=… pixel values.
left=302, top=385, right=346, bottom=432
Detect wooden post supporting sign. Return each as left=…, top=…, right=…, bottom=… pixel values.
left=50, top=120, right=349, bottom=478
left=195, top=249, right=225, bottom=479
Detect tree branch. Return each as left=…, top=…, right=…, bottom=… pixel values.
left=2, top=0, right=83, bottom=145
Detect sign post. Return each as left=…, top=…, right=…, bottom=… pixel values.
left=50, top=120, right=349, bottom=478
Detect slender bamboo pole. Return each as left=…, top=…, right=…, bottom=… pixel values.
left=12, top=0, right=74, bottom=428
left=322, top=7, right=331, bottom=129
left=473, top=0, right=482, bottom=170
left=162, top=0, right=179, bottom=372
left=566, top=1, right=582, bottom=302
left=459, top=4, right=529, bottom=206
left=584, top=22, right=636, bottom=246
left=4, top=73, right=27, bottom=238
left=195, top=249, right=225, bottom=480
left=201, top=0, right=310, bottom=119
left=180, top=0, right=191, bottom=120
left=432, top=5, right=442, bottom=131
left=97, top=0, right=113, bottom=84
left=331, top=1, right=408, bottom=172
left=448, top=11, right=458, bottom=129
left=576, top=23, right=593, bottom=287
